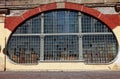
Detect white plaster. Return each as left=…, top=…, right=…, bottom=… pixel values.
left=113, top=26, right=120, bottom=66
left=0, top=16, right=11, bottom=71
left=7, top=10, right=27, bottom=16
left=94, top=7, right=117, bottom=14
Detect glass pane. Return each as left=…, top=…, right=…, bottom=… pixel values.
left=44, top=35, right=79, bottom=61
left=81, top=14, right=111, bottom=33
left=82, top=34, right=118, bottom=63
left=7, top=36, right=40, bottom=63
left=6, top=10, right=118, bottom=64
left=44, top=10, right=79, bottom=33
left=14, top=15, right=41, bottom=34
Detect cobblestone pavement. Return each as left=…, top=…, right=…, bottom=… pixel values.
left=0, top=71, right=120, bottom=79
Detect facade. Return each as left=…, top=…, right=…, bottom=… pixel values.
left=0, top=0, right=120, bottom=71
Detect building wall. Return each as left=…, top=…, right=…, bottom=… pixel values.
left=1, top=0, right=120, bottom=7
left=0, top=1, right=120, bottom=71
left=113, top=26, right=120, bottom=69
left=0, top=14, right=11, bottom=71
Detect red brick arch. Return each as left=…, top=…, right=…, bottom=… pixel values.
left=5, top=2, right=119, bottom=31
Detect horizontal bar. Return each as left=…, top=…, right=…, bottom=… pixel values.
left=12, top=32, right=112, bottom=36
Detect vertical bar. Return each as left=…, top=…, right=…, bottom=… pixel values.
left=78, top=12, right=83, bottom=60
left=41, top=13, right=44, bottom=33
left=65, top=11, right=69, bottom=33
left=67, top=11, right=69, bottom=33
left=40, top=36, right=44, bottom=61
left=40, top=13, right=44, bottom=61
left=79, top=36, right=83, bottom=60
left=67, top=11, right=69, bottom=59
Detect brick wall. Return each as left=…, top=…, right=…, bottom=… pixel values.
left=5, top=2, right=120, bottom=32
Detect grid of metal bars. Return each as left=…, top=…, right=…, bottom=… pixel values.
left=7, top=36, right=40, bottom=63
left=44, top=35, right=79, bottom=61
left=81, top=14, right=110, bottom=33
left=44, top=11, right=78, bottom=33
left=7, top=10, right=118, bottom=64
left=83, top=34, right=118, bottom=63
left=14, top=15, right=41, bottom=34
left=7, top=14, right=41, bottom=63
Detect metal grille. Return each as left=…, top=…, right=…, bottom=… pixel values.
left=7, top=14, right=41, bottom=63
left=14, top=15, right=41, bottom=34
left=83, top=34, right=118, bottom=63
left=44, top=10, right=78, bottom=33
left=44, top=35, right=79, bottom=61
left=7, top=10, right=118, bottom=64
left=81, top=14, right=110, bottom=33
left=7, top=36, right=40, bottom=63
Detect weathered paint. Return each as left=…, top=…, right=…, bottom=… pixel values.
left=112, top=26, right=120, bottom=70
left=0, top=2, right=120, bottom=71
left=0, top=15, right=11, bottom=71
left=5, top=2, right=120, bottom=32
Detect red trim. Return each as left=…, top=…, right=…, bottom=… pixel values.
left=65, top=2, right=120, bottom=30
left=5, top=2, right=120, bottom=32
left=103, top=14, right=120, bottom=29
left=65, top=2, right=101, bottom=18
left=5, top=3, right=57, bottom=31
left=5, top=16, right=23, bottom=31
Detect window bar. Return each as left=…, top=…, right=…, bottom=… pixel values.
left=66, top=11, right=69, bottom=33
left=78, top=12, right=83, bottom=61
left=41, top=13, right=44, bottom=34
left=67, top=11, right=69, bottom=60
left=40, top=13, right=44, bottom=61
left=53, top=11, right=57, bottom=33
left=53, top=12, right=56, bottom=60
left=6, top=10, right=118, bottom=64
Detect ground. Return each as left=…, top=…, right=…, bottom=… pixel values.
left=0, top=71, right=120, bottom=79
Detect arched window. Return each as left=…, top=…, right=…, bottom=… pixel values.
left=7, top=10, right=118, bottom=64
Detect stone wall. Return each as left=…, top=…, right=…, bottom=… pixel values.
left=0, top=0, right=120, bottom=8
